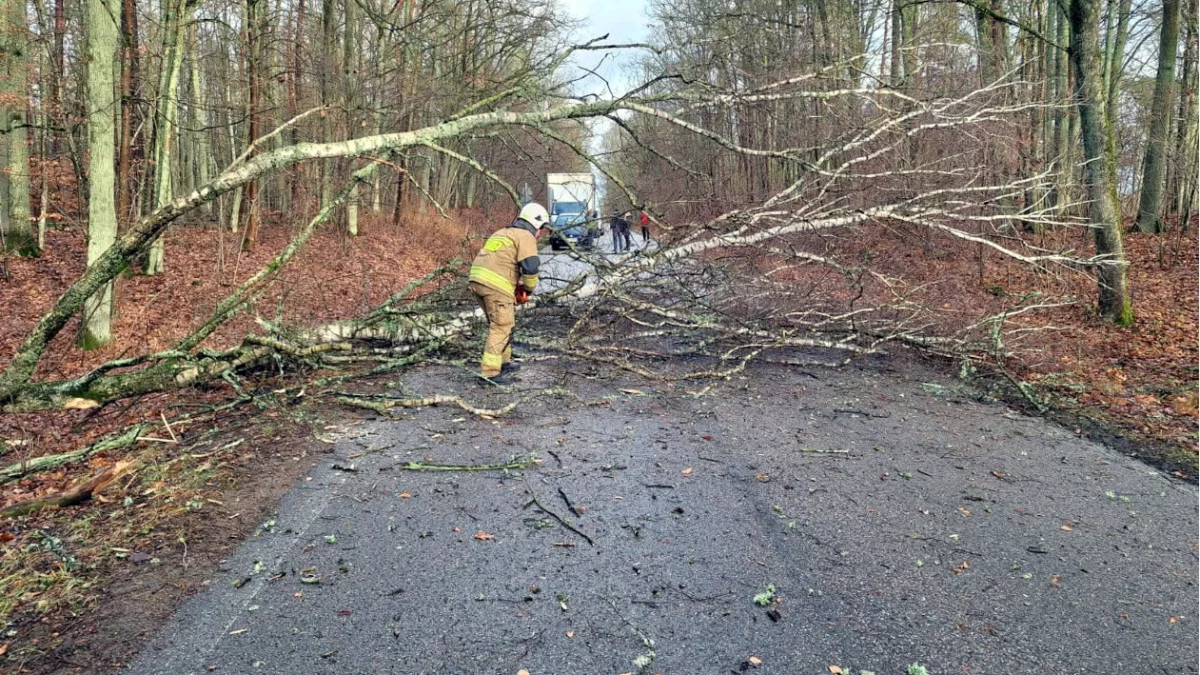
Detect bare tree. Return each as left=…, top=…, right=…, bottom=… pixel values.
left=1135, top=0, right=1181, bottom=232
left=79, top=0, right=120, bottom=348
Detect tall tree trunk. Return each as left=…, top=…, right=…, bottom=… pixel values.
left=1069, top=0, right=1133, bottom=324
left=0, top=0, right=30, bottom=249
left=900, top=1, right=919, bottom=88
left=1168, top=0, right=1197, bottom=221
left=145, top=0, right=190, bottom=274
left=343, top=0, right=357, bottom=235
left=1053, top=1, right=1073, bottom=212
left=37, top=102, right=47, bottom=250
left=1104, top=0, right=1132, bottom=130
left=289, top=0, right=305, bottom=214
left=226, top=82, right=241, bottom=233
left=189, top=23, right=212, bottom=215
left=319, top=0, right=335, bottom=209
left=51, top=0, right=64, bottom=153
left=1045, top=0, right=1057, bottom=164
left=117, top=0, right=140, bottom=225
left=1134, top=0, right=1181, bottom=232
left=239, top=0, right=261, bottom=249
left=890, top=0, right=903, bottom=87
left=81, top=0, right=120, bottom=348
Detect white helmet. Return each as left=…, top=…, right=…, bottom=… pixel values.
left=518, top=202, right=549, bottom=228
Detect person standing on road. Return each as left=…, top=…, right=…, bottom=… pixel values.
left=639, top=210, right=651, bottom=246
left=620, top=212, right=633, bottom=252
left=468, top=202, right=547, bottom=384
left=609, top=213, right=625, bottom=252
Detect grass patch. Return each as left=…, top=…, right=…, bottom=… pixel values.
left=0, top=527, right=95, bottom=629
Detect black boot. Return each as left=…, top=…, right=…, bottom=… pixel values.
left=480, top=372, right=516, bottom=386
left=501, top=362, right=522, bottom=375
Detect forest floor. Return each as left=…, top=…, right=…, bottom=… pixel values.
left=762, top=220, right=1199, bottom=472
left=0, top=214, right=1196, bottom=673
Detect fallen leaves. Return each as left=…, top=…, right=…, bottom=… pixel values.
left=474, top=530, right=495, bottom=541
left=681, top=467, right=693, bottom=476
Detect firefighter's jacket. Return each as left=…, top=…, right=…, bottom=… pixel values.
left=469, top=219, right=540, bottom=297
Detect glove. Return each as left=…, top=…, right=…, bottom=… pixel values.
left=515, top=283, right=531, bottom=305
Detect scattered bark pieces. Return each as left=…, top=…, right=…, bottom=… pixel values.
left=391, top=456, right=538, bottom=473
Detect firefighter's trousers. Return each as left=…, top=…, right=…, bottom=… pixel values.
left=470, top=282, right=514, bottom=377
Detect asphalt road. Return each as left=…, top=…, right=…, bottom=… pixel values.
left=536, top=228, right=655, bottom=294
left=125, top=355, right=1198, bottom=675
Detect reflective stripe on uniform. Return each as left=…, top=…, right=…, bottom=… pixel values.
left=469, top=265, right=516, bottom=295
left=483, top=235, right=514, bottom=252
left=520, top=274, right=539, bottom=291
left=481, top=353, right=503, bottom=367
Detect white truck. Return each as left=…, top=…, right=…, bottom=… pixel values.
left=545, top=173, right=599, bottom=250
left=546, top=173, right=597, bottom=220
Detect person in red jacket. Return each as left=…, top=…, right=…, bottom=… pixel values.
left=639, top=211, right=651, bottom=246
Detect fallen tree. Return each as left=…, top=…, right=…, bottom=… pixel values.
left=1, top=48, right=1109, bottom=420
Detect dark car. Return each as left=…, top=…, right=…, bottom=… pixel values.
left=548, top=214, right=594, bottom=251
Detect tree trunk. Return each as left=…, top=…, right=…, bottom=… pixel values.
left=343, top=0, right=358, bottom=235
left=37, top=103, right=46, bottom=250
left=189, top=23, right=212, bottom=215
left=1069, top=0, right=1133, bottom=324
left=226, top=77, right=241, bottom=233
left=319, top=0, right=335, bottom=210
left=289, top=0, right=305, bottom=215
left=239, top=0, right=261, bottom=249
left=117, top=0, right=139, bottom=225
left=81, top=0, right=120, bottom=348
left=890, top=0, right=903, bottom=87
left=1045, top=0, right=1057, bottom=166
left=145, top=0, right=189, bottom=275
left=1104, top=0, right=1132, bottom=130
left=1053, top=1, right=1073, bottom=212
left=0, top=0, right=30, bottom=249
left=51, top=0, right=63, bottom=153
left=900, top=1, right=919, bottom=89
left=1169, top=0, right=1197, bottom=221
left=1135, top=0, right=1181, bottom=232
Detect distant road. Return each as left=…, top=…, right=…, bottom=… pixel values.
left=536, top=227, right=656, bottom=294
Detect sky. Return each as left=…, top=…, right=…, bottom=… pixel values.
left=557, top=0, right=654, bottom=97
left=552, top=0, right=654, bottom=202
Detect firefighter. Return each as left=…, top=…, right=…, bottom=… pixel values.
left=468, top=202, right=548, bottom=384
